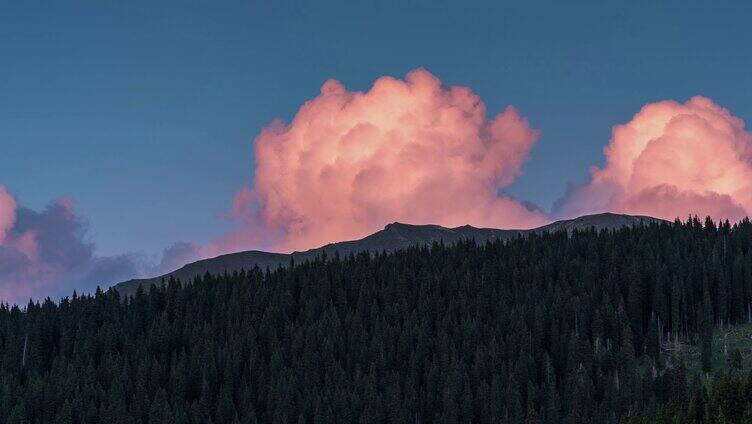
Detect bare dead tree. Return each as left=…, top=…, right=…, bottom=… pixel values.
left=22, top=333, right=28, bottom=368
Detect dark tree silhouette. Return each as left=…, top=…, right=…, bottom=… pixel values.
left=1, top=216, right=752, bottom=423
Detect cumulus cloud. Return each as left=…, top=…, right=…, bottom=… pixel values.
left=0, top=186, right=200, bottom=305
left=0, top=186, right=16, bottom=244
left=223, top=68, right=548, bottom=252
left=10, top=76, right=752, bottom=304
left=556, top=96, right=752, bottom=222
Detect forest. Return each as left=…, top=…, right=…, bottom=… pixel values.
left=2, top=216, right=752, bottom=423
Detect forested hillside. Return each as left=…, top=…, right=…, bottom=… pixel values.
left=115, top=213, right=660, bottom=298
left=2, top=217, right=752, bottom=423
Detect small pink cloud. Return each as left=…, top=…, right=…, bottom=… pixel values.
left=219, top=68, right=548, bottom=252
left=0, top=191, right=156, bottom=305
left=55, top=197, right=76, bottom=220
left=557, top=96, right=752, bottom=222
left=0, top=185, right=16, bottom=244
left=0, top=188, right=55, bottom=304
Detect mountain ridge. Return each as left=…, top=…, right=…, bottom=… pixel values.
left=114, top=212, right=664, bottom=298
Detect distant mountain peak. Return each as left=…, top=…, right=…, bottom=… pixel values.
left=384, top=222, right=446, bottom=230
left=114, top=213, right=666, bottom=298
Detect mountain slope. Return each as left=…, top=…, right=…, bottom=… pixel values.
left=535, top=212, right=661, bottom=233
left=114, top=213, right=663, bottom=297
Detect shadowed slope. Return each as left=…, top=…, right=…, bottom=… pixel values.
left=114, top=213, right=663, bottom=298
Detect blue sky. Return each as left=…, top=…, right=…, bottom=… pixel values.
left=2, top=0, right=751, bottom=259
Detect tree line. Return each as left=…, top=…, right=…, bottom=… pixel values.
left=2, top=216, right=752, bottom=423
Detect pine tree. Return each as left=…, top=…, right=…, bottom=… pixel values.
left=2, top=217, right=752, bottom=422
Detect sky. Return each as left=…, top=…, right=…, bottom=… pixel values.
left=1, top=0, right=752, bottom=303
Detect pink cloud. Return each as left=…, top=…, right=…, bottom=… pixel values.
left=0, top=185, right=16, bottom=244
left=0, top=187, right=41, bottom=265
left=0, top=185, right=206, bottom=305
left=222, top=68, right=548, bottom=252
left=557, top=96, right=752, bottom=222
left=0, top=189, right=50, bottom=303
left=0, top=191, right=156, bottom=305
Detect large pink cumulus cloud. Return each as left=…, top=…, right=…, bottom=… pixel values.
left=557, top=96, right=752, bottom=222
left=226, top=69, right=548, bottom=252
